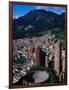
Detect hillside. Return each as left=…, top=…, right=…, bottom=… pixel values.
left=13, top=9, right=65, bottom=42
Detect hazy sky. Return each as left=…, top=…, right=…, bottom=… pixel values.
left=13, top=4, right=65, bottom=18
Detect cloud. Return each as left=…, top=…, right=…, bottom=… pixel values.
left=46, top=6, right=64, bottom=11
left=45, top=6, right=65, bottom=14
left=35, top=6, right=65, bottom=14
left=35, top=6, right=44, bottom=9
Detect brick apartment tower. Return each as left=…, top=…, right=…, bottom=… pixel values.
left=34, top=46, right=41, bottom=66
left=54, top=41, right=61, bottom=76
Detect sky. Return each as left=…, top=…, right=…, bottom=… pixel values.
left=13, top=4, right=65, bottom=19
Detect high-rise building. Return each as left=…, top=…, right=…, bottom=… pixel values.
left=54, top=41, right=61, bottom=76
left=34, top=46, right=41, bottom=66
left=28, top=47, right=33, bottom=57
left=61, top=49, right=66, bottom=82
left=45, top=55, right=48, bottom=67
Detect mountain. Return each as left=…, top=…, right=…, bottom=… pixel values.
left=13, top=9, right=65, bottom=39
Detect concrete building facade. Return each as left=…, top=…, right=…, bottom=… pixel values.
left=54, top=41, right=61, bottom=75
